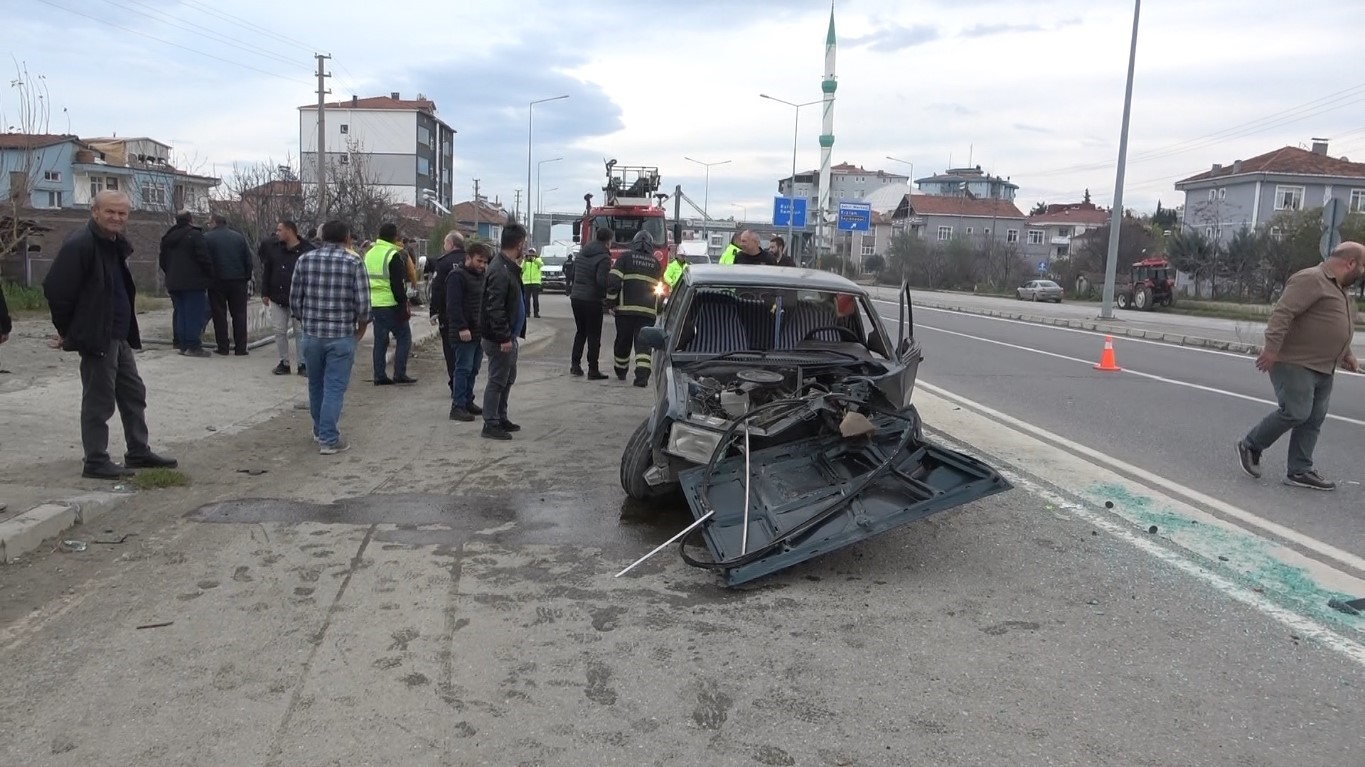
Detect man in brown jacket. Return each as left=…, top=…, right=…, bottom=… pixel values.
left=1237, top=241, right=1363, bottom=489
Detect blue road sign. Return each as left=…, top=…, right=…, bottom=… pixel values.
left=1038, top=261, right=1048, bottom=273
left=772, top=196, right=808, bottom=228
left=837, top=201, right=872, bottom=232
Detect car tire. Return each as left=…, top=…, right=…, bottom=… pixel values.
left=621, top=418, right=673, bottom=501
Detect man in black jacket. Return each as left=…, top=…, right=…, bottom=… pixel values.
left=567, top=227, right=613, bottom=379
left=478, top=224, right=528, bottom=440
left=427, top=230, right=466, bottom=392
left=733, top=230, right=776, bottom=266
left=205, top=214, right=254, bottom=356
left=259, top=220, right=315, bottom=375
left=159, top=210, right=215, bottom=357
left=43, top=191, right=177, bottom=480
left=0, top=280, right=10, bottom=345
left=607, top=230, right=665, bottom=387
left=444, top=242, right=490, bottom=422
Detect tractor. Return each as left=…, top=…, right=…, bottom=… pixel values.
left=1115, top=257, right=1176, bottom=311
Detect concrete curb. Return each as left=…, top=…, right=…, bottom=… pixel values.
left=910, top=299, right=1264, bottom=356
left=0, top=491, right=131, bottom=564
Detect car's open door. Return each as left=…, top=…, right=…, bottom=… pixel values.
left=895, top=281, right=923, bottom=401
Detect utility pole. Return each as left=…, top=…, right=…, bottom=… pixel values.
left=1100, top=0, right=1141, bottom=320
left=473, top=179, right=481, bottom=239
left=314, top=53, right=332, bottom=218
left=513, top=188, right=522, bottom=221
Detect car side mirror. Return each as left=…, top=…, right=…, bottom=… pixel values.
left=639, top=326, right=667, bottom=350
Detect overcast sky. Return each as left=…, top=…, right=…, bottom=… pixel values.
left=7, top=0, right=1365, bottom=222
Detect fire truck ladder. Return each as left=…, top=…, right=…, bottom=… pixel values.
left=603, top=160, right=662, bottom=207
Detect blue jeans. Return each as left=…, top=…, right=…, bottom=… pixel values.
left=371, top=306, right=411, bottom=381
left=301, top=333, right=357, bottom=447
left=451, top=340, right=483, bottom=408
left=170, top=289, right=209, bottom=351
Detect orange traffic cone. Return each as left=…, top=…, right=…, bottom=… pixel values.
left=1093, top=335, right=1122, bottom=372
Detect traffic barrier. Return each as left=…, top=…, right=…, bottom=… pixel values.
left=1093, top=335, right=1121, bottom=372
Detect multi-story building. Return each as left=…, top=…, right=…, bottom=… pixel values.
left=298, top=93, right=457, bottom=210
left=1174, top=139, right=1365, bottom=245
left=890, top=194, right=1028, bottom=244
left=1021, top=201, right=1112, bottom=262
left=777, top=162, right=909, bottom=215
left=915, top=165, right=1019, bottom=201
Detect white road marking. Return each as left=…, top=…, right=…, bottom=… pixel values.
left=910, top=322, right=1365, bottom=427
left=918, top=379, right=1365, bottom=575
left=913, top=385, right=1365, bottom=668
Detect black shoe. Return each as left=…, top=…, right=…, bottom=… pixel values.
left=1236, top=440, right=1262, bottom=479
left=500, top=419, right=521, bottom=432
left=125, top=452, right=178, bottom=469
left=235, top=349, right=249, bottom=356
left=184, top=347, right=212, bottom=358
left=633, top=378, right=649, bottom=388
left=588, top=370, right=609, bottom=381
left=297, top=364, right=306, bottom=376
left=83, top=462, right=135, bottom=480
left=570, top=366, right=584, bottom=377
left=374, top=378, right=394, bottom=386
left=393, top=375, right=418, bottom=385
left=213, top=348, right=230, bottom=356
left=614, top=368, right=627, bottom=381
left=481, top=424, right=512, bottom=440
left=272, top=361, right=291, bottom=375
left=466, top=403, right=483, bottom=416
left=449, top=406, right=474, bottom=422
left=534, top=313, right=541, bottom=318
left=1284, top=470, right=1336, bottom=491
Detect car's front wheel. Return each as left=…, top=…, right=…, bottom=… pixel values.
left=621, top=418, right=673, bottom=501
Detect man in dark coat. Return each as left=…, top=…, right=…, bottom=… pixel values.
left=205, top=214, right=254, bottom=356
left=0, top=280, right=10, bottom=345
left=159, top=210, right=215, bottom=357
left=478, top=224, right=528, bottom=440
left=567, top=227, right=613, bottom=379
left=444, top=242, right=491, bottom=422
left=427, top=229, right=467, bottom=392
left=259, top=220, right=315, bottom=375
left=42, top=190, right=177, bottom=479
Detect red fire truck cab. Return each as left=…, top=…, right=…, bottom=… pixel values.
left=571, top=161, right=671, bottom=269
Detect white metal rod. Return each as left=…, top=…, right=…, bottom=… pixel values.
left=741, top=424, right=752, bottom=555
left=615, top=510, right=715, bottom=578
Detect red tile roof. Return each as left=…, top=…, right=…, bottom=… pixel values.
left=0, top=133, right=85, bottom=150
left=1176, top=146, right=1365, bottom=185
left=1027, top=204, right=1111, bottom=227
left=298, top=95, right=437, bottom=114
left=903, top=194, right=1026, bottom=219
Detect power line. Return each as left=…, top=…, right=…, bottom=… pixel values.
left=102, top=0, right=311, bottom=72
left=35, top=0, right=312, bottom=86
left=175, top=0, right=318, bottom=53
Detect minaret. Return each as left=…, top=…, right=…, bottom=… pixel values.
left=817, top=2, right=837, bottom=258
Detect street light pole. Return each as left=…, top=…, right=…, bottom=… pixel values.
left=536, top=156, right=562, bottom=223
left=1100, top=0, right=1141, bottom=320
left=731, top=203, right=747, bottom=222
left=762, top=94, right=821, bottom=265
left=538, top=187, right=558, bottom=217
left=527, top=94, right=569, bottom=243
left=886, top=155, right=915, bottom=282
left=684, top=156, right=731, bottom=251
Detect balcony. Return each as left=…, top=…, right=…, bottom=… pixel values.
left=1050, top=236, right=1071, bottom=247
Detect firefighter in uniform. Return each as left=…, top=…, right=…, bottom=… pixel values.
left=606, top=230, right=664, bottom=387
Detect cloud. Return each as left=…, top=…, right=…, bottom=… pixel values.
left=1014, top=123, right=1055, bottom=134
left=847, top=24, right=940, bottom=53
left=960, top=17, right=1084, bottom=38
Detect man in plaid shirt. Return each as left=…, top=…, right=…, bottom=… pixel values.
left=290, top=220, right=372, bottom=454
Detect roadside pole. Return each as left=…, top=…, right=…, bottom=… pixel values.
left=1099, top=0, right=1141, bottom=320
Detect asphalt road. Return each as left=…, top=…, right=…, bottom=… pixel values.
left=2, top=294, right=1363, bottom=765
left=883, top=301, right=1365, bottom=561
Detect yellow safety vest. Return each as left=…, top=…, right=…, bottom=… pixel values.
left=364, top=240, right=401, bottom=308
left=719, top=244, right=738, bottom=265
left=663, top=260, right=686, bottom=288
left=522, top=257, right=543, bottom=285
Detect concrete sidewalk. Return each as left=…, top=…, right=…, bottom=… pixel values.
left=0, top=308, right=469, bottom=563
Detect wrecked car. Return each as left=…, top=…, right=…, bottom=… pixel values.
left=618, top=264, right=1011, bottom=586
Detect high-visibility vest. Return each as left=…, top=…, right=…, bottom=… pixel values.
left=522, top=256, right=543, bottom=285
left=663, top=259, right=686, bottom=288
left=718, top=244, right=738, bottom=265
left=364, top=240, right=401, bottom=308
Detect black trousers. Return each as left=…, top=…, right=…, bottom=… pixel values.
left=523, top=285, right=542, bottom=317
left=438, top=319, right=456, bottom=390
left=209, top=279, right=250, bottom=353
left=79, top=339, right=151, bottom=467
left=612, top=313, right=653, bottom=382
left=570, top=298, right=604, bottom=371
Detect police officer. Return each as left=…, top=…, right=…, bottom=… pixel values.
left=718, top=232, right=741, bottom=265
left=662, top=250, right=687, bottom=296
left=606, top=230, right=664, bottom=387
left=363, top=223, right=416, bottom=385
left=521, top=247, right=543, bottom=318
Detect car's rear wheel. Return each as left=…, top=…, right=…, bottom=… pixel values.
left=621, top=418, right=673, bottom=501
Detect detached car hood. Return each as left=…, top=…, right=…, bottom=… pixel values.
left=676, top=412, right=1010, bottom=587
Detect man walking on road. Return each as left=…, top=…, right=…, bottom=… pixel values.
left=606, top=230, right=664, bottom=387
left=43, top=190, right=178, bottom=479
left=522, top=247, right=544, bottom=318
left=259, top=220, right=315, bottom=375
left=364, top=223, right=416, bottom=385
left=205, top=214, right=254, bottom=356
left=568, top=227, right=612, bottom=379
left=290, top=220, right=371, bottom=455
left=427, top=230, right=466, bottom=392
left=159, top=210, right=215, bottom=357
left=1237, top=241, right=1363, bottom=490
left=479, top=224, right=528, bottom=440
left=445, top=242, right=491, bottom=422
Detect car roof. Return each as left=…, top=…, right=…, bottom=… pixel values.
left=683, top=264, right=868, bottom=294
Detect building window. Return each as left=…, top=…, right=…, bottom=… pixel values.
left=1218, top=188, right=1226, bottom=200
left=1270, top=226, right=1283, bottom=240
left=417, top=126, right=431, bottom=146
left=89, top=175, right=120, bottom=198
left=1027, top=229, right=1044, bottom=245
left=43, top=170, right=61, bottom=182
left=44, top=190, right=63, bottom=208
left=141, top=182, right=167, bottom=206
left=1056, top=226, right=1072, bottom=237
left=1351, top=189, right=1365, bottom=213
left=339, top=155, right=349, bottom=165
left=1205, top=227, right=1215, bottom=238
left=937, top=226, right=952, bottom=241
left=860, top=244, right=875, bottom=256
left=339, top=124, right=348, bottom=134
left=965, top=227, right=974, bottom=235
left=417, top=157, right=430, bottom=177
left=1007, top=229, right=1019, bottom=243
left=1208, top=189, right=1216, bottom=201
left=1274, top=185, right=1304, bottom=211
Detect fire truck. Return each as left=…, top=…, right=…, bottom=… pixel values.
left=572, top=160, right=672, bottom=269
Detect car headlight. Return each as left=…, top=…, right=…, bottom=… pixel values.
left=666, top=421, right=722, bottom=464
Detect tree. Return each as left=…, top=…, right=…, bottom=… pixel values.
left=213, top=158, right=308, bottom=253
left=0, top=61, right=60, bottom=280
left=1221, top=226, right=1261, bottom=301
left=1029, top=201, right=1048, bottom=216
left=1166, top=228, right=1218, bottom=295
left=1083, top=188, right=1092, bottom=204
left=1262, top=208, right=1326, bottom=296
left=1151, top=200, right=1178, bottom=229
left=887, top=229, right=927, bottom=283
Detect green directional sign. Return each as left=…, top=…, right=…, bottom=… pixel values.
left=1320, top=197, right=1345, bottom=259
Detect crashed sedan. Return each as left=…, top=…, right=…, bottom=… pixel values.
left=619, top=264, right=1011, bottom=586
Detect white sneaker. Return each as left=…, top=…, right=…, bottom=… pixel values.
left=319, top=438, right=350, bottom=455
